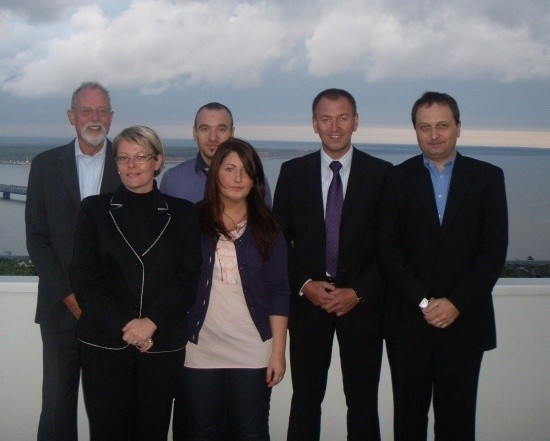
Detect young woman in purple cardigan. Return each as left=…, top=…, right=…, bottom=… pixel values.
left=173, top=138, right=290, bottom=441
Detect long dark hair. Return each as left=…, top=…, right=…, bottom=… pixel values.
left=199, top=138, right=279, bottom=259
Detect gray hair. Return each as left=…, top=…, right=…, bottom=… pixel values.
left=71, top=81, right=111, bottom=110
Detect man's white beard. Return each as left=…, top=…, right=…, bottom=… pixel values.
left=82, top=122, right=107, bottom=148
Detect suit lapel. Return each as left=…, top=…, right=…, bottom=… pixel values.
left=337, top=149, right=363, bottom=260
left=142, top=197, right=171, bottom=255
left=305, top=151, right=325, bottom=228
left=341, top=147, right=363, bottom=221
left=410, top=156, right=442, bottom=231
left=100, top=140, right=120, bottom=194
left=59, top=142, right=81, bottom=206
left=109, top=188, right=171, bottom=257
left=441, top=153, right=469, bottom=232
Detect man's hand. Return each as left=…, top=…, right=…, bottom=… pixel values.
left=301, top=280, right=336, bottom=308
left=423, top=297, right=460, bottom=329
left=62, top=293, right=82, bottom=320
left=323, top=288, right=361, bottom=316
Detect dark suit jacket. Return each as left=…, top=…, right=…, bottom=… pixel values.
left=273, top=147, right=392, bottom=317
left=69, top=185, right=201, bottom=351
left=379, top=153, right=508, bottom=353
left=26, top=140, right=120, bottom=330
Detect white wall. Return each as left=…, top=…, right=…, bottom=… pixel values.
left=1, top=277, right=549, bottom=440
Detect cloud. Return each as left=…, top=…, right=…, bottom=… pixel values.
left=0, top=0, right=86, bottom=23
left=1, top=0, right=548, bottom=99
left=305, top=0, right=550, bottom=82
left=1, top=0, right=292, bottom=97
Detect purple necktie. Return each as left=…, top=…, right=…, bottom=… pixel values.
left=325, top=161, right=343, bottom=277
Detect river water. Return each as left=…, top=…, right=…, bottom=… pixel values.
left=1, top=144, right=549, bottom=260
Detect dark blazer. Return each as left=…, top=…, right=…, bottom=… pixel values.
left=379, top=153, right=508, bottom=353
left=26, top=140, right=120, bottom=330
left=273, top=147, right=392, bottom=315
left=69, top=185, right=201, bottom=352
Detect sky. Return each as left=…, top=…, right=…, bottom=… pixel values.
left=0, top=0, right=549, bottom=147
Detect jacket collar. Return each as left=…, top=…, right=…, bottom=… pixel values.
left=60, top=139, right=119, bottom=207
left=109, top=183, right=171, bottom=257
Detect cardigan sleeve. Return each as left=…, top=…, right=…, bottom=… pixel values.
left=263, top=231, right=291, bottom=317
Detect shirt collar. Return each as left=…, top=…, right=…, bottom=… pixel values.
left=194, top=152, right=209, bottom=174
left=74, top=139, right=107, bottom=158
left=422, top=153, right=456, bottom=170
left=321, top=145, right=353, bottom=171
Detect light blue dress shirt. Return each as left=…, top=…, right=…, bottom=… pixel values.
left=423, top=154, right=455, bottom=225
left=75, top=140, right=107, bottom=200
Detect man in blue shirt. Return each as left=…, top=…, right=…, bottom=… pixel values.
left=379, top=91, right=508, bottom=441
left=160, top=102, right=233, bottom=202
left=160, top=102, right=271, bottom=205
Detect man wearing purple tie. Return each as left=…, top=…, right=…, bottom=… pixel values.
left=273, top=89, right=392, bottom=440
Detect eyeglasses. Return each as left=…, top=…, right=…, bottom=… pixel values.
left=115, top=153, right=155, bottom=164
left=72, top=107, right=112, bottom=118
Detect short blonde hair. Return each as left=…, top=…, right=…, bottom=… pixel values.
left=112, top=126, right=164, bottom=176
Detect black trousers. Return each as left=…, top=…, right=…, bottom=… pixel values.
left=38, top=325, right=80, bottom=441
left=387, top=342, right=483, bottom=441
left=286, top=296, right=383, bottom=441
left=80, top=343, right=184, bottom=441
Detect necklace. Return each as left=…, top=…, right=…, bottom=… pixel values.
left=223, top=211, right=247, bottom=232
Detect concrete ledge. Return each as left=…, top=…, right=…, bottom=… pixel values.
left=1, top=277, right=549, bottom=440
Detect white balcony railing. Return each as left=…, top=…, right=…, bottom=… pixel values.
left=1, top=277, right=549, bottom=440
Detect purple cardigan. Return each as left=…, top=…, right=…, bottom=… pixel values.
left=188, top=225, right=290, bottom=344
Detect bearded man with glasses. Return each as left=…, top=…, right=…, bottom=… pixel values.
left=26, top=81, right=121, bottom=441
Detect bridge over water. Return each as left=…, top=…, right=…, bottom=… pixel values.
left=0, top=184, right=27, bottom=199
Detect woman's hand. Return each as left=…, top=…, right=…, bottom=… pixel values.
left=266, top=315, right=288, bottom=387
left=122, top=317, right=157, bottom=352
left=266, top=351, right=286, bottom=387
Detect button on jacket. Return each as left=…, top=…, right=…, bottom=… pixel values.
left=188, top=225, right=290, bottom=344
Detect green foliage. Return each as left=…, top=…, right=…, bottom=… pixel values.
left=0, top=257, right=548, bottom=277
left=0, top=257, right=37, bottom=276
left=501, top=261, right=550, bottom=278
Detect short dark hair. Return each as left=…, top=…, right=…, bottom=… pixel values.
left=71, top=81, right=111, bottom=110
left=312, top=88, right=357, bottom=117
left=200, top=138, right=279, bottom=259
left=194, top=102, right=234, bottom=129
left=411, top=92, right=460, bottom=128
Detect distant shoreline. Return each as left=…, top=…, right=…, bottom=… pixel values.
left=0, top=135, right=549, bottom=149
left=2, top=126, right=548, bottom=148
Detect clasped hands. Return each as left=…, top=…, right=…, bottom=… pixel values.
left=122, top=317, right=157, bottom=352
left=421, top=297, right=460, bottom=329
left=302, top=280, right=360, bottom=316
